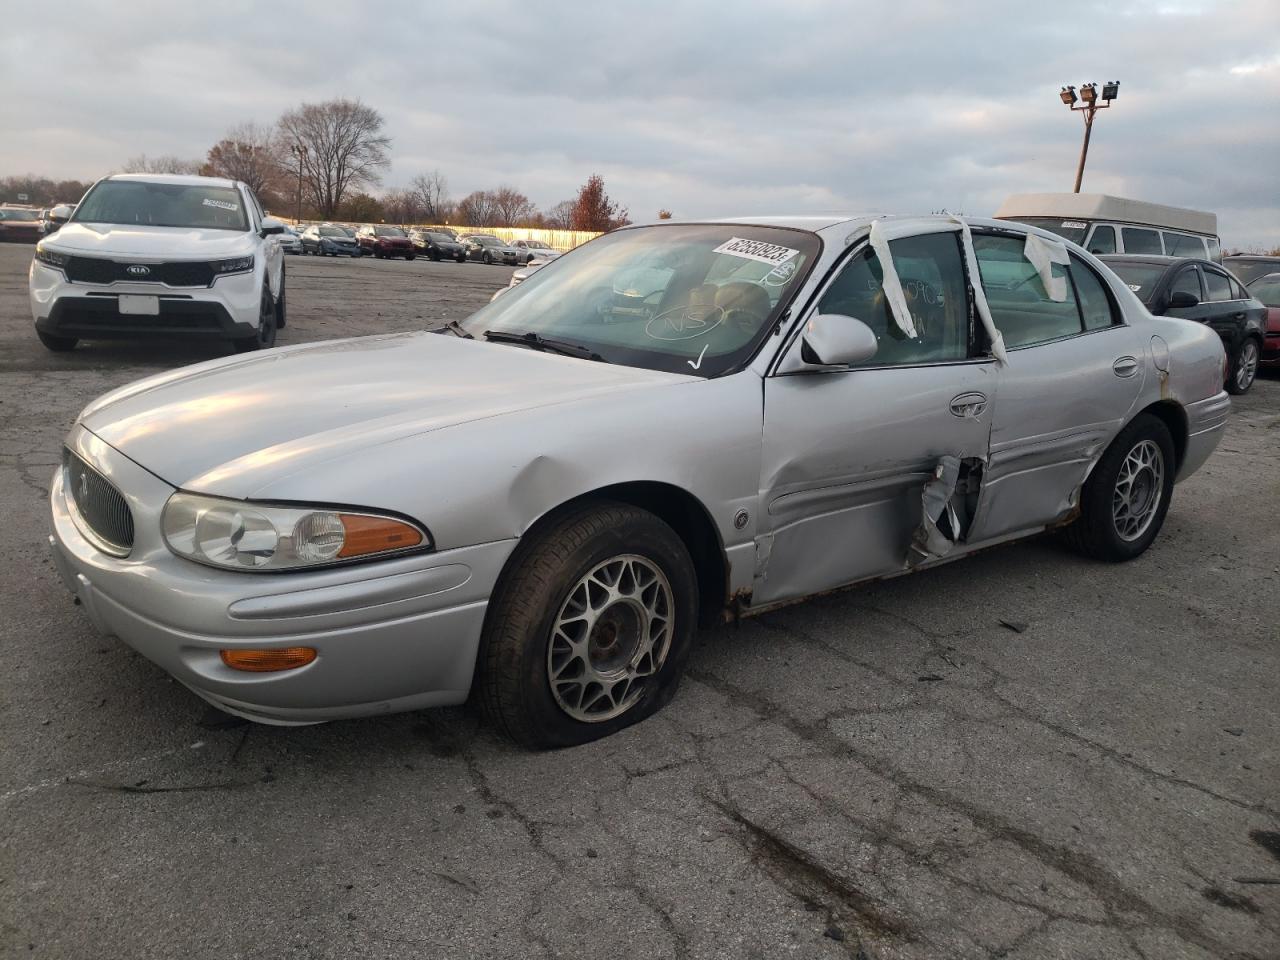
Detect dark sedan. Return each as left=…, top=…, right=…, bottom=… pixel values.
left=301, top=224, right=362, bottom=257
left=1101, top=255, right=1267, bottom=394
left=355, top=225, right=416, bottom=260
left=1245, top=273, right=1280, bottom=368
left=409, top=229, right=466, bottom=262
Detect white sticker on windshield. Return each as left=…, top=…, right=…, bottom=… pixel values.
left=1127, top=283, right=1142, bottom=292
left=713, top=237, right=799, bottom=266
left=202, top=198, right=239, bottom=212
left=1061, top=220, right=1088, bottom=229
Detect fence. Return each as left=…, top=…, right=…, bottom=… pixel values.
left=283, top=217, right=600, bottom=252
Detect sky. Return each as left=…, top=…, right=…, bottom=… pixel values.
left=2, top=0, right=1278, bottom=248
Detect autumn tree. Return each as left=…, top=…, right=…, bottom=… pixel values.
left=410, top=171, right=451, bottom=222
left=658, top=209, right=673, bottom=219
left=202, top=123, right=285, bottom=201
left=570, top=175, right=629, bottom=232
left=122, top=154, right=202, bottom=175
left=277, top=98, right=391, bottom=219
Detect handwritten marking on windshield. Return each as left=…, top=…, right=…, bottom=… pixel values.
left=689, top=345, right=709, bottom=370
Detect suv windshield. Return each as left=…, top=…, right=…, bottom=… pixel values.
left=0, top=209, right=40, bottom=221
left=375, top=226, right=405, bottom=237
left=319, top=226, right=347, bottom=237
left=74, top=180, right=249, bottom=231
left=459, top=223, right=820, bottom=377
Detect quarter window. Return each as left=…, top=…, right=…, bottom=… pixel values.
left=817, top=232, right=971, bottom=366
left=1086, top=225, right=1116, bottom=255
left=1203, top=269, right=1233, bottom=302
left=1121, top=227, right=1162, bottom=255
left=972, top=234, right=1083, bottom=347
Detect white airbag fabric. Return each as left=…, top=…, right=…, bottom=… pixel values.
left=868, top=220, right=918, bottom=340
left=1023, top=232, right=1071, bottom=302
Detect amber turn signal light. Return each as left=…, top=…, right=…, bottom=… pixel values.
left=337, top=514, right=424, bottom=559
left=220, top=647, right=317, bottom=672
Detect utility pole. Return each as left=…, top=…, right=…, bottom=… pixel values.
left=289, top=143, right=308, bottom=223
left=1060, top=82, right=1119, bottom=192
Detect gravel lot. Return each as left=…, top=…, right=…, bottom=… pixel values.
left=1, top=241, right=1277, bottom=960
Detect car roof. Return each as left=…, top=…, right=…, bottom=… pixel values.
left=1224, top=254, right=1280, bottom=262
left=106, top=173, right=239, bottom=189
left=993, top=193, right=1217, bottom=235
left=1097, top=254, right=1204, bottom=268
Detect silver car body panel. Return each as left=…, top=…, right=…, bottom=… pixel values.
left=49, top=214, right=1229, bottom=723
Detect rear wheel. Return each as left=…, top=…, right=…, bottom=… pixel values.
left=1063, top=413, right=1175, bottom=561
left=1227, top=338, right=1259, bottom=395
left=37, top=330, right=78, bottom=352
left=477, top=502, right=697, bottom=749
left=482, top=252, right=493, bottom=265
left=406, top=253, right=416, bottom=261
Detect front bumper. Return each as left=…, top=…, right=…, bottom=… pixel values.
left=48, top=425, right=514, bottom=724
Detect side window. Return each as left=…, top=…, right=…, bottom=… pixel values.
left=816, top=232, right=971, bottom=367
left=1070, top=256, right=1119, bottom=330
left=1162, top=232, right=1204, bottom=257
left=972, top=234, right=1083, bottom=347
left=1203, top=269, right=1233, bottom=302
left=1207, top=237, right=1222, bottom=262
left=1171, top=267, right=1203, bottom=301
left=1121, top=227, right=1162, bottom=255
left=1086, top=225, right=1116, bottom=254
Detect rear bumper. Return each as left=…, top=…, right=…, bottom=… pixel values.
left=1175, top=390, right=1230, bottom=483
left=47, top=425, right=514, bottom=724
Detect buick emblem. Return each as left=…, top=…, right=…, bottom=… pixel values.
left=126, top=264, right=151, bottom=276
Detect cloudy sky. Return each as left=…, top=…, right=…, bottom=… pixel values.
left=3, top=0, right=1277, bottom=246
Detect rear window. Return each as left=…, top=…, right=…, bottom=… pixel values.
left=1104, top=262, right=1166, bottom=301
left=74, top=180, right=248, bottom=231
left=1121, top=227, right=1162, bottom=255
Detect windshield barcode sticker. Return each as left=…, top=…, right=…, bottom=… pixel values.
left=1060, top=220, right=1088, bottom=229
left=713, top=237, right=799, bottom=266
left=202, top=198, right=239, bottom=211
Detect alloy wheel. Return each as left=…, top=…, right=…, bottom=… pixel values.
left=546, top=554, right=674, bottom=723
left=1236, top=340, right=1258, bottom=392
left=1111, top=439, right=1164, bottom=542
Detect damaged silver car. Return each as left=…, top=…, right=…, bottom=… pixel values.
left=48, top=215, right=1230, bottom=747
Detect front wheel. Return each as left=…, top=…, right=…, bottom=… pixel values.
left=477, top=502, right=697, bottom=749
left=233, top=282, right=278, bottom=353
left=1227, top=338, right=1259, bottom=395
left=406, top=253, right=416, bottom=261
left=1062, top=413, right=1175, bottom=561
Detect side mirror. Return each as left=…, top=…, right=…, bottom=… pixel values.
left=1167, top=290, right=1199, bottom=310
left=259, top=217, right=286, bottom=238
left=49, top=204, right=73, bottom=224
left=778, top=314, right=879, bottom=373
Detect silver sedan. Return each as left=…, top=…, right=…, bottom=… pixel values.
left=48, top=215, right=1229, bottom=747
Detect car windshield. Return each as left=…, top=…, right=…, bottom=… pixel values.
left=1104, top=262, right=1166, bottom=301
left=427, top=232, right=454, bottom=242
left=1228, top=260, right=1279, bottom=285
left=1012, top=218, right=1088, bottom=244
left=0, top=209, right=40, bottom=221
left=1247, top=276, right=1280, bottom=307
left=475, top=236, right=501, bottom=245
left=375, top=226, right=406, bottom=237
left=319, top=226, right=347, bottom=237
left=459, top=223, right=820, bottom=377
left=73, top=180, right=249, bottom=231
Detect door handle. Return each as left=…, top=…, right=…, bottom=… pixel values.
left=949, top=392, right=988, bottom=418
left=1112, top=356, right=1139, bottom=378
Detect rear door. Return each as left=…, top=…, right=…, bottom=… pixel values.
left=964, top=232, right=1144, bottom=543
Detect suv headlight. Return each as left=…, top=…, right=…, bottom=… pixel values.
left=35, top=244, right=68, bottom=269
left=162, top=492, right=430, bottom=572
left=212, top=255, right=255, bottom=276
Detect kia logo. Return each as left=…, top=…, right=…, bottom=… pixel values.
left=126, top=264, right=151, bottom=276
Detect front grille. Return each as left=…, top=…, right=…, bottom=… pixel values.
left=65, top=256, right=216, bottom=288
left=64, top=449, right=134, bottom=555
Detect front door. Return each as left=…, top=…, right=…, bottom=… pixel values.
left=755, top=230, right=996, bottom=606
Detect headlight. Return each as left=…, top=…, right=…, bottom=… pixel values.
left=35, top=244, right=68, bottom=269
left=211, top=255, right=255, bottom=276
left=162, top=492, right=429, bottom=572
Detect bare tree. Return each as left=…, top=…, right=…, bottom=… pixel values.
left=456, top=190, right=500, bottom=227
left=490, top=186, right=538, bottom=226
left=543, top=200, right=574, bottom=230
left=202, top=123, right=286, bottom=200
left=0, top=175, right=92, bottom=205
left=277, top=98, right=391, bottom=219
left=410, top=171, right=450, bottom=222
left=382, top=188, right=425, bottom=225
left=122, top=154, right=202, bottom=175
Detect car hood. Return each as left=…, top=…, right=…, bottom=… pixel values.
left=44, top=222, right=254, bottom=258
left=80, top=331, right=695, bottom=497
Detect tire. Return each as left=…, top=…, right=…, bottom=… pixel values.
left=482, top=252, right=493, bottom=265
left=37, top=330, right=78, bottom=352
left=456, top=254, right=465, bottom=263
left=1062, top=413, right=1175, bottom=562
left=477, top=502, right=698, bottom=749
left=406, top=253, right=416, bottom=261
left=233, top=281, right=278, bottom=353
left=275, top=268, right=286, bottom=329
left=430, top=251, right=440, bottom=262
left=1226, top=337, right=1259, bottom=395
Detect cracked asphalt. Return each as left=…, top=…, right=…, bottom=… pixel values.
left=1, top=242, right=1277, bottom=959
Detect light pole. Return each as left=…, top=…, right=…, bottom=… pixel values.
left=1060, top=81, right=1119, bottom=192
left=288, top=143, right=308, bottom=223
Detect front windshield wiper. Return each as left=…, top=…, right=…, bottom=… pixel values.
left=434, top=320, right=473, bottom=339
left=483, top=329, right=608, bottom=363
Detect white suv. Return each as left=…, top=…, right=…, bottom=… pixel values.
left=29, top=174, right=286, bottom=353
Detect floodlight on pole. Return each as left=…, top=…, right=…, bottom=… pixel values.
left=1061, top=79, right=1119, bottom=192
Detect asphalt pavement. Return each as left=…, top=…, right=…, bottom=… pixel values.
left=1, top=241, right=1277, bottom=959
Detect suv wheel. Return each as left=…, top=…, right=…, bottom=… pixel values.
left=477, top=502, right=697, bottom=749
left=233, top=282, right=278, bottom=353
left=1227, top=338, right=1259, bottom=395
